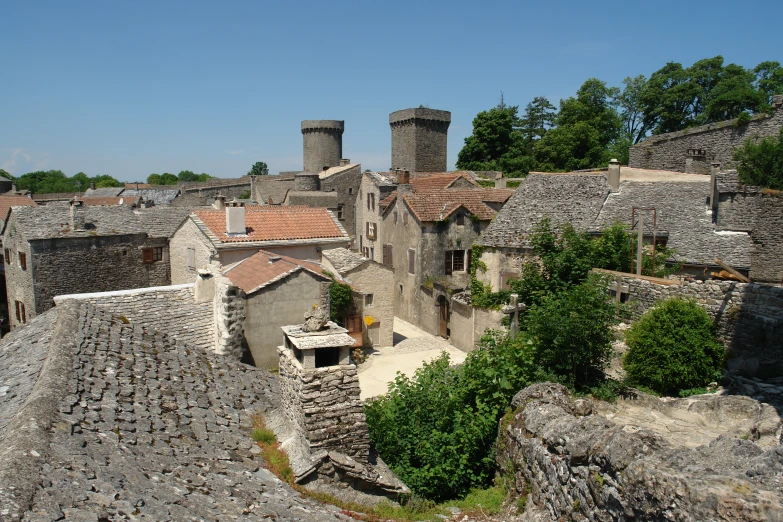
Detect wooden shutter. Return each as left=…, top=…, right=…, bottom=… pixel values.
left=19, top=252, right=26, bottom=270
left=15, top=301, right=20, bottom=322
left=408, top=249, right=415, bottom=274
left=444, top=250, right=453, bottom=275
left=142, top=248, right=154, bottom=264
left=467, top=249, right=472, bottom=273
left=21, top=303, right=25, bottom=324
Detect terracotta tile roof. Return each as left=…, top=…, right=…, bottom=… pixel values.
left=402, top=189, right=514, bottom=222
left=193, top=206, right=347, bottom=244
left=0, top=195, right=36, bottom=222
left=222, top=250, right=329, bottom=294
left=410, top=172, right=480, bottom=190
left=80, top=196, right=138, bottom=207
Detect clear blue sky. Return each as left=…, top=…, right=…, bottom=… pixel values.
left=1, top=0, right=780, bottom=181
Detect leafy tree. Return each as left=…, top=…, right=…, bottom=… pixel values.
left=177, top=170, right=213, bottom=182
left=328, top=281, right=353, bottom=323
left=525, top=276, right=616, bottom=388
left=11, top=170, right=118, bottom=194
left=701, top=63, right=767, bottom=122
left=518, top=96, right=557, bottom=144
left=733, top=128, right=783, bottom=190
left=618, top=75, right=654, bottom=144
left=0, top=168, right=11, bottom=180
left=92, top=174, right=123, bottom=188
left=147, top=173, right=179, bottom=185
left=624, top=298, right=724, bottom=395
left=248, top=161, right=269, bottom=176
left=754, top=61, right=783, bottom=102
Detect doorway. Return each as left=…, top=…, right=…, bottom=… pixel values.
left=438, top=295, right=450, bottom=339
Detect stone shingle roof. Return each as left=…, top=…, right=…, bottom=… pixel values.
left=123, top=187, right=181, bottom=205
left=255, top=176, right=295, bottom=205
left=365, top=171, right=396, bottom=188
left=401, top=189, right=514, bottom=222
left=83, top=187, right=124, bottom=197
left=593, top=181, right=752, bottom=267
left=134, top=206, right=192, bottom=239
left=192, top=206, right=348, bottom=244
left=322, top=247, right=369, bottom=274
left=10, top=205, right=146, bottom=240
left=223, top=250, right=329, bottom=294
left=477, top=173, right=611, bottom=248
left=0, top=301, right=345, bottom=520
left=80, top=196, right=138, bottom=206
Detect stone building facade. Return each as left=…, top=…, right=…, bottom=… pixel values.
left=390, top=108, right=451, bottom=172
left=301, top=120, right=344, bottom=174
left=629, top=95, right=783, bottom=173
left=3, top=205, right=172, bottom=330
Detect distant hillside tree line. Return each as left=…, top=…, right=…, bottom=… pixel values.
left=458, top=56, right=783, bottom=176
left=147, top=171, right=214, bottom=185
left=0, top=169, right=123, bottom=193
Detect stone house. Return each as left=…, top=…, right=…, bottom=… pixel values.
left=379, top=186, right=513, bottom=337
left=320, top=247, right=394, bottom=348
left=2, top=202, right=174, bottom=330
left=169, top=203, right=350, bottom=285
left=220, top=250, right=331, bottom=369
left=0, top=196, right=37, bottom=333
left=629, top=94, right=783, bottom=174
left=356, top=170, right=481, bottom=264
left=475, top=166, right=761, bottom=291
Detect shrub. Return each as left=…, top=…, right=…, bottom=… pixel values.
left=623, top=298, right=724, bottom=395
left=524, top=275, right=616, bottom=388
left=365, top=333, right=536, bottom=502
left=733, top=128, right=783, bottom=190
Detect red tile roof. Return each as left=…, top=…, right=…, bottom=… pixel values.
left=193, top=206, right=347, bottom=244
left=402, top=189, right=514, bottom=222
left=0, top=195, right=36, bottom=222
left=410, top=172, right=480, bottom=190
left=222, top=250, right=329, bottom=294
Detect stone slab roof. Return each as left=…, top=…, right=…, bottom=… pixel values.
left=319, top=163, right=359, bottom=179
left=321, top=247, right=369, bottom=274
left=255, top=176, right=295, bottom=205
left=365, top=171, right=396, bottom=188
left=401, top=188, right=514, bottom=222
left=593, top=180, right=752, bottom=267
left=282, top=322, right=354, bottom=350
left=285, top=190, right=339, bottom=207
left=223, top=250, right=329, bottom=295
left=478, top=173, right=611, bottom=248
left=83, top=187, right=124, bottom=197
left=80, top=195, right=138, bottom=207
left=10, top=205, right=146, bottom=240
left=134, top=206, right=192, bottom=238
left=123, top=187, right=181, bottom=205
left=192, top=206, right=348, bottom=245
left=0, top=302, right=345, bottom=520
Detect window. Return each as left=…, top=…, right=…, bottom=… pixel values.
left=4, top=248, right=9, bottom=264
left=403, top=212, right=408, bottom=226
left=367, top=193, right=375, bottom=211
left=365, top=294, right=374, bottom=306
left=369, top=247, right=374, bottom=259
left=408, top=249, right=415, bottom=274
left=444, top=250, right=466, bottom=275
left=399, top=284, right=403, bottom=295
left=393, top=211, right=398, bottom=224
left=363, top=246, right=370, bottom=258
left=382, top=244, right=393, bottom=267
left=348, top=188, right=353, bottom=195
left=142, top=247, right=163, bottom=264
left=337, top=204, right=344, bottom=220
left=18, top=252, right=26, bottom=271
left=142, top=248, right=153, bottom=264
left=456, top=213, right=465, bottom=226
left=366, top=222, right=377, bottom=240
left=15, top=301, right=26, bottom=324
left=187, top=247, right=196, bottom=269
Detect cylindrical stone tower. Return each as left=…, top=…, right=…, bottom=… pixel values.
left=301, top=120, right=344, bottom=174
left=389, top=108, right=451, bottom=172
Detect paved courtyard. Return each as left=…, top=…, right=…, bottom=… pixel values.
left=358, top=317, right=468, bottom=400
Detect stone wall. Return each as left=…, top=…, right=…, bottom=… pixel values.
left=3, top=230, right=35, bottom=330
left=169, top=217, right=215, bottom=285
left=341, top=261, right=394, bottom=348
left=390, top=108, right=451, bottom=172
left=53, top=284, right=213, bottom=350
left=600, top=271, right=783, bottom=377
left=278, top=348, right=369, bottom=461
left=320, top=164, right=362, bottom=243
left=629, top=100, right=783, bottom=173
left=449, top=299, right=505, bottom=352
left=212, top=274, right=246, bottom=359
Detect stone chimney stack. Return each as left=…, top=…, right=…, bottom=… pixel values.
left=250, top=175, right=257, bottom=202
left=773, top=94, right=783, bottom=108
left=494, top=172, right=507, bottom=189
left=339, top=158, right=350, bottom=166
left=11, top=183, right=17, bottom=193
left=69, top=199, right=85, bottom=230
left=90, top=181, right=96, bottom=190
left=226, top=200, right=246, bottom=235
left=213, top=194, right=226, bottom=210
left=608, top=159, right=620, bottom=192
left=295, top=172, right=321, bottom=191
left=395, top=169, right=410, bottom=185
left=709, top=162, right=722, bottom=211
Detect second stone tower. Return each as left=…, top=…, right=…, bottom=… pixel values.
left=301, top=120, right=344, bottom=173
left=389, top=108, right=451, bottom=172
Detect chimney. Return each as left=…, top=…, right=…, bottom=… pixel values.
left=11, top=183, right=17, bottom=193
left=709, top=162, right=721, bottom=211
left=773, top=94, right=783, bottom=108
left=494, top=172, right=507, bottom=189
left=69, top=199, right=85, bottom=230
left=213, top=194, right=226, bottom=210
left=250, top=175, right=257, bottom=202
left=396, top=169, right=410, bottom=184
left=226, top=200, right=246, bottom=235
left=135, top=182, right=139, bottom=190
left=339, top=158, right=350, bottom=166
left=608, top=159, right=620, bottom=192
left=90, top=181, right=96, bottom=190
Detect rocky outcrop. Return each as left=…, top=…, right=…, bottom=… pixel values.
left=498, top=383, right=783, bottom=522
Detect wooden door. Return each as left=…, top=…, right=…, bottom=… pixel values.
left=439, top=299, right=450, bottom=339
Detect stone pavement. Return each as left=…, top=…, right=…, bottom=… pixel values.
left=358, top=318, right=468, bottom=401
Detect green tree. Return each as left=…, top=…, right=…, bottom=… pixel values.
left=248, top=161, right=269, bottom=176
left=456, top=105, right=534, bottom=177
left=624, top=299, right=724, bottom=395
left=618, top=75, right=654, bottom=144
left=754, top=61, right=783, bottom=102
left=733, top=128, right=783, bottom=190
left=92, top=174, right=123, bottom=188
left=147, top=173, right=178, bottom=185
left=177, top=170, right=213, bottom=182
left=518, top=96, right=557, bottom=144
left=0, top=168, right=12, bottom=180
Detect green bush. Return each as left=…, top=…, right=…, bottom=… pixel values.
left=623, top=299, right=724, bottom=395
left=524, top=276, right=616, bottom=388
left=365, top=333, right=536, bottom=502
left=733, top=128, right=783, bottom=190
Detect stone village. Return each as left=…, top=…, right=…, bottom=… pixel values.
left=1, top=99, right=783, bottom=521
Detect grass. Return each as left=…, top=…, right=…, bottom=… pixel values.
left=249, top=413, right=509, bottom=521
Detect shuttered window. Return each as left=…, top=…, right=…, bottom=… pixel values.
left=444, top=250, right=453, bottom=275
left=408, top=249, right=415, bottom=274
left=452, top=250, right=465, bottom=272
left=18, top=252, right=26, bottom=271
left=187, top=247, right=196, bottom=269
left=142, top=248, right=154, bottom=264
left=382, top=244, right=393, bottom=267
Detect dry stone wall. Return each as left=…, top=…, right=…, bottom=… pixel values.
left=278, top=349, right=369, bottom=461
left=629, top=99, right=783, bottom=173
left=606, top=273, right=783, bottom=377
